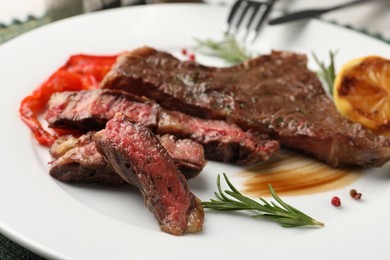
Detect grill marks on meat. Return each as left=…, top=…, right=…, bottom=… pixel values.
left=102, top=47, right=390, bottom=167
left=45, top=89, right=159, bottom=131
left=46, top=89, right=279, bottom=164
left=95, top=113, right=204, bottom=235
left=50, top=133, right=206, bottom=183
left=157, top=110, right=279, bottom=164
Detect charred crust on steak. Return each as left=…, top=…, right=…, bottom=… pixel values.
left=102, top=46, right=236, bottom=120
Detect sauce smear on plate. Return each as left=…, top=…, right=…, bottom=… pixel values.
left=240, top=150, right=362, bottom=197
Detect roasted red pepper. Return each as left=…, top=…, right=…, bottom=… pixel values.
left=19, top=54, right=118, bottom=147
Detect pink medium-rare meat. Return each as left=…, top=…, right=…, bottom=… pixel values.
left=50, top=132, right=125, bottom=185
left=45, top=89, right=159, bottom=131
left=157, top=110, right=279, bottom=164
left=95, top=113, right=204, bottom=235
left=157, top=134, right=206, bottom=179
left=49, top=132, right=126, bottom=186
left=45, top=89, right=279, bottom=165
left=102, top=46, right=390, bottom=168
left=50, top=132, right=207, bottom=183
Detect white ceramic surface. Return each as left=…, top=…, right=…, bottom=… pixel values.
left=0, top=4, right=390, bottom=260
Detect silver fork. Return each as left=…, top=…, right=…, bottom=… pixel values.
left=226, top=0, right=277, bottom=43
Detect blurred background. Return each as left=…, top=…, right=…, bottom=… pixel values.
left=0, top=0, right=389, bottom=44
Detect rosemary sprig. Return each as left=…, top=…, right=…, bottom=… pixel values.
left=312, top=50, right=338, bottom=97
left=194, top=35, right=251, bottom=64
left=202, top=173, right=324, bottom=228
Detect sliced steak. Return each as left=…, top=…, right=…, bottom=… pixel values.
left=95, top=113, right=203, bottom=235
left=45, top=89, right=159, bottom=131
left=157, top=134, right=206, bottom=178
left=102, top=46, right=390, bottom=167
left=157, top=110, right=279, bottom=164
left=50, top=133, right=206, bottom=183
left=45, top=89, right=279, bottom=165
left=50, top=132, right=125, bottom=185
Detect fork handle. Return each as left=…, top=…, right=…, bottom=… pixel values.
left=268, top=0, right=374, bottom=25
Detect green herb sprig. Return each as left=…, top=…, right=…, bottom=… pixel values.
left=202, top=173, right=324, bottom=228
left=312, top=50, right=338, bottom=97
left=194, top=35, right=251, bottom=64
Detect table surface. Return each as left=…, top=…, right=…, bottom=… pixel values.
left=0, top=0, right=389, bottom=259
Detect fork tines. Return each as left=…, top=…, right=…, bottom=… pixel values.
left=226, top=0, right=276, bottom=43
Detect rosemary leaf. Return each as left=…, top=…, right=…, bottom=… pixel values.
left=312, top=50, right=338, bottom=97
left=202, top=173, right=324, bottom=228
left=194, top=36, right=251, bottom=64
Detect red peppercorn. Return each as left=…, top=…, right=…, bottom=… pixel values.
left=189, top=53, right=196, bottom=61
left=181, top=48, right=188, bottom=55
left=331, top=196, right=341, bottom=207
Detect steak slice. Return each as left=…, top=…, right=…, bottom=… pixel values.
left=95, top=113, right=203, bottom=235
left=157, top=110, right=279, bottom=164
left=50, top=132, right=125, bottom=185
left=157, top=134, right=206, bottom=179
left=50, top=133, right=206, bottom=183
left=45, top=89, right=159, bottom=131
left=45, top=89, right=279, bottom=165
left=102, top=46, right=390, bottom=167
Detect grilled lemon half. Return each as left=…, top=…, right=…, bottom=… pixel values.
left=334, top=56, right=390, bottom=134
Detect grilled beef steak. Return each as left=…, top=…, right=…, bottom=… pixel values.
left=157, top=134, right=206, bottom=178
left=101, top=47, right=234, bottom=120
left=50, top=132, right=125, bottom=185
left=46, top=89, right=279, bottom=164
left=50, top=133, right=206, bottom=183
left=102, top=46, right=390, bottom=167
left=45, top=89, right=159, bottom=131
left=157, top=110, right=278, bottom=164
left=95, top=113, right=204, bottom=235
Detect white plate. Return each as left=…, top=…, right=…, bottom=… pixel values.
left=1, top=4, right=390, bottom=260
